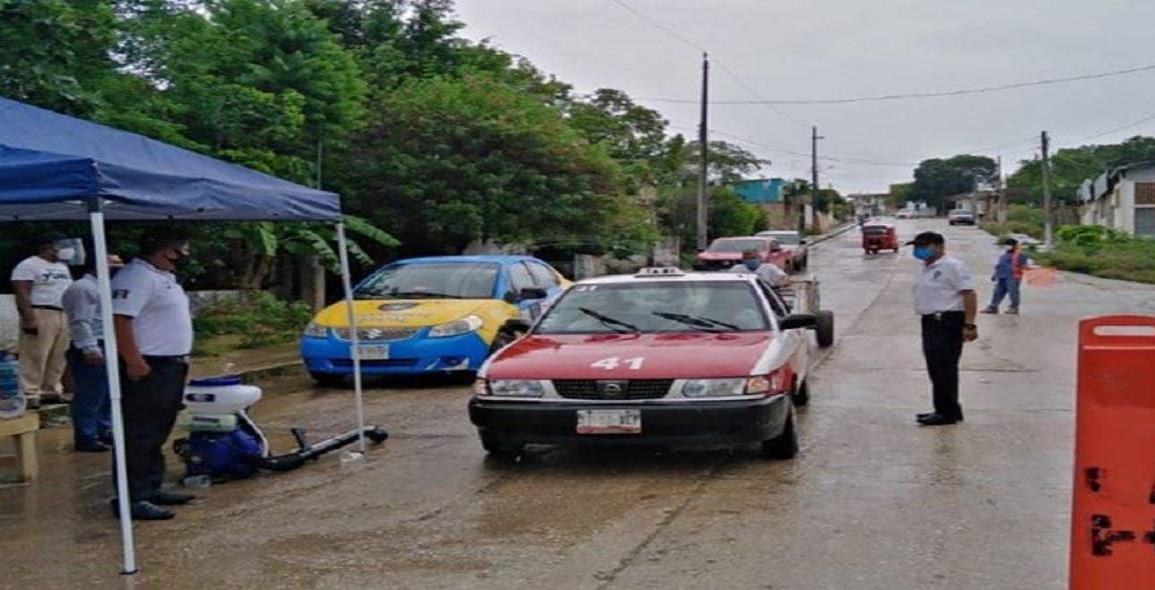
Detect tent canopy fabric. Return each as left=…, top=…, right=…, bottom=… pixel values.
left=0, top=97, right=341, bottom=221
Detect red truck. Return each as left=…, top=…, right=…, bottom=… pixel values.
left=693, top=237, right=792, bottom=272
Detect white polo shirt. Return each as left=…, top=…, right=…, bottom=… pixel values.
left=913, top=255, right=973, bottom=316
left=111, top=259, right=192, bottom=356
left=10, top=255, right=72, bottom=307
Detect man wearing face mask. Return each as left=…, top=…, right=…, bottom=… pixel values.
left=10, top=233, right=75, bottom=409
left=730, top=249, right=790, bottom=287
left=908, top=231, right=978, bottom=426
left=109, top=229, right=195, bottom=520
left=62, top=250, right=124, bottom=452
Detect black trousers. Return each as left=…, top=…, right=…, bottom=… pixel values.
left=115, top=356, right=188, bottom=501
left=921, top=312, right=965, bottom=420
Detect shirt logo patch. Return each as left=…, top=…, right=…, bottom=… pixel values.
left=933, top=270, right=942, bottom=280
left=112, top=289, right=130, bottom=299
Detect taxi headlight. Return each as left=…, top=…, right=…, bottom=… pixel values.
left=429, top=315, right=484, bottom=338
left=487, top=379, right=545, bottom=398
left=681, top=378, right=746, bottom=398
left=303, top=322, right=329, bottom=338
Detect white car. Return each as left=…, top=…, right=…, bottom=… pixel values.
left=948, top=209, right=976, bottom=226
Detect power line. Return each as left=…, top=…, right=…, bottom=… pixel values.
left=639, top=63, right=1155, bottom=105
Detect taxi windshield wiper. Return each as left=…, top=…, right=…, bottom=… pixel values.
left=652, top=311, right=740, bottom=332
left=578, top=307, right=639, bottom=333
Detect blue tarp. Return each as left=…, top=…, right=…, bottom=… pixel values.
left=0, top=97, right=341, bottom=221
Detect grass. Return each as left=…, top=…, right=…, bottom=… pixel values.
left=1036, top=237, right=1155, bottom=285
left=980, top=204, right=1045, bottom=241
left=191, top=292, right=313, bottom=357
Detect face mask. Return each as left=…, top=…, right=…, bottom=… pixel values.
left=55, top=247, right=76, bottom=262
left=913, top=246, right=934, bottom=261
left=743, top=259, right=760, bottom=270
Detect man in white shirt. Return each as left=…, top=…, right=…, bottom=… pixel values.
left=62, top=252, right=124, bottom=452
left=730, top=249, right=790, bottom=287
left=110, top=229, right=196, bottom=521
left=908, top=231, right=978, bottom=426
left=10, top=233, right=75, bottom=408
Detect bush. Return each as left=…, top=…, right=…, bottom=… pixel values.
left=981, top=205, right=1045, bottom=241
left=193, top=292, right=313, bottom=350
left=1037, top=230, right=1155, bottom=284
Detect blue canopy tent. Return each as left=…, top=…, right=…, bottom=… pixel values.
left=0, top=97, right=371, bottom=574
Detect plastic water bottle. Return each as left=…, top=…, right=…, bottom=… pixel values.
left=0, top=351, right=26, bottom=419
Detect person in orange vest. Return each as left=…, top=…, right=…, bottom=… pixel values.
left=981, top=238, right=1031, bottom=315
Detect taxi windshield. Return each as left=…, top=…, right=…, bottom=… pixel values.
left=708, top=239, right=766, bottom=253
left=762, top=233, right=799, bottom=245
left=355, top=262, right=499, bottom=300
left=863, top=226, right=890, bottom=235
left=535, top=281, right=769, bottom=334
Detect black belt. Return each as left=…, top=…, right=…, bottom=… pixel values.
left=143, top=354, right=190, bottom=365
left=32, top=305, right=63, bottom=311
left=922, top=311, right=964, bottom=320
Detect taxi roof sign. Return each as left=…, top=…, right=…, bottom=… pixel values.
left=636, top=267, right=685, bottom=277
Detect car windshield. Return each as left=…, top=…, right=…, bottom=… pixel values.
left=535, top=281, right=769, bottom=334
left=354, top=262, right=499, bottom=300
left=760, top=232, right=799, bottom=245
left=864, top=226, right=890, bottom=235
left=708, top=239, right=766, bottom=253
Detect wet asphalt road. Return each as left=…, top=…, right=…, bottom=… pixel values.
left=5, top=219, right=1155, bottom=589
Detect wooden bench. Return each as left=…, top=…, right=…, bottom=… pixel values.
left=0, top=412, right=39, bottom=483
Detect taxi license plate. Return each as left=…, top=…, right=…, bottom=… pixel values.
left=358, top=344, right=390, bottom=360
left=576, top=409, right=641, bottom=435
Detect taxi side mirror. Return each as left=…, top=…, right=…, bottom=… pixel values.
left=502, top=318, right=532, bottom=334
left=778, top=314, right=817, bottom=330
left=517, top=287, right=548, bottom=302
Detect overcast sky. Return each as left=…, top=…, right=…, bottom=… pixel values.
left=454, top=0, right=1155, bottom=193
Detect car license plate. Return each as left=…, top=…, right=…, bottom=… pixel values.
left=358, top=344, right=389, bottom=360
left=576, top=409, right=641, bottom=435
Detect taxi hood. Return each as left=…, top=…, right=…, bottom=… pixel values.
left=485, top=332, right=776, bottom=380
left=313, top=299, right=493, bottom=328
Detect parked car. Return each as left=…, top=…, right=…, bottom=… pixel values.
left=948, top=209, right=976, bottom=225
left=694, top=236, right=791, bottom=271
left=862, top=223, right=899, bottom=254
left=469, top=267, right=820, bottom=459
left=895, top=210, right=913, bottom=219
left=755, top=230, right=809, bottom=271
left=300, top=255, right=570, bottom=385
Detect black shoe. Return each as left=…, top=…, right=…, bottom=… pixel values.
left=916, top=412, right=935, bottom=421
left=110, top=499, right=174, bottom=521
left=917, top=413, right=958, bottom=426
left=149, top=490, right=196, bottom=506
left=98, top=431, right=114, bottom=446
left=74, top=439, right=110, bottom=453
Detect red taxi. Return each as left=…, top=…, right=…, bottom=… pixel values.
left=468, top=268, right=818, bottom=459
left=862, top=223, right=899, bottom=255
left=693, top=236, right=791, bottom=272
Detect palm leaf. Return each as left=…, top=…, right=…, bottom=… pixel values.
left=343, top=215, right=400, bottom=247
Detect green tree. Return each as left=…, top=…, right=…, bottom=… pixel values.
left=912, top=154, right=997, bottom=209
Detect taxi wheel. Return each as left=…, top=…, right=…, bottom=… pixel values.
left=480, top=431, right=523, bottom=458
left=815, top=310, right=835, bottom=348
left=761, top=410, right=798, bottom=460
left=310, top=372, right=347, bottom=388
left=791, top=379, right=810, bottom=406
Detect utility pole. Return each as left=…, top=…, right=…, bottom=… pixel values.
left=696, top=53, right=710, bottom=251
left=806, top=125, right=824, bottom=234
left=1041, top=131, right=1053, bottom=248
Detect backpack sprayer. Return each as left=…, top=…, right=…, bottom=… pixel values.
left=173, top=377, right=388, bottom=483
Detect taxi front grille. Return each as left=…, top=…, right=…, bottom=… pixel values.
left=553, top=380, right=674, bottom=400
left=333, top=327, right=420, bottom=342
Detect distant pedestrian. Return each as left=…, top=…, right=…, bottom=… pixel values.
left=10, top=233, right=74, bottom=409
left=62, top=252, right=124, bottom=452
left=110, top=229, right=196, bottom=520
left=730, top=249, right=790, bottom=287
left=981, top=238, right=1031, bottom=315
left=908, top=231, right=978, bottom=426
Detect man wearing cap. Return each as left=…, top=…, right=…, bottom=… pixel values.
left=62, top=251, right=124, bottom=452
left=981, top=238, right=1032, bottom=315
left=731, top=249, right=790, bottom=287
left=908, top=231, right=978, bottom=426
left=10, top=233, right=75, bottom=409
left=110, top=229, right=196, bottom=520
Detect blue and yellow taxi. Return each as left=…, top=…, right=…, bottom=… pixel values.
left=300, top=256, right=570, bottom=384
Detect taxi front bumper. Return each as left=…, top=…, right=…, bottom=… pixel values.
left=468, top=395, right=790, bottom=448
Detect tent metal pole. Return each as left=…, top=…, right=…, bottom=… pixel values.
left=89, top=207, right=138, bottom=575
left=336, top=222, right=367, bottom=453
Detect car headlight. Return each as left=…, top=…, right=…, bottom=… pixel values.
left=429, top=315, right=484, bottom=338
left=303, top=322, right=329, bottom=338
left=486, top=379, right=545, bottom=398
left=681, top=378, right=746, bottom=398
